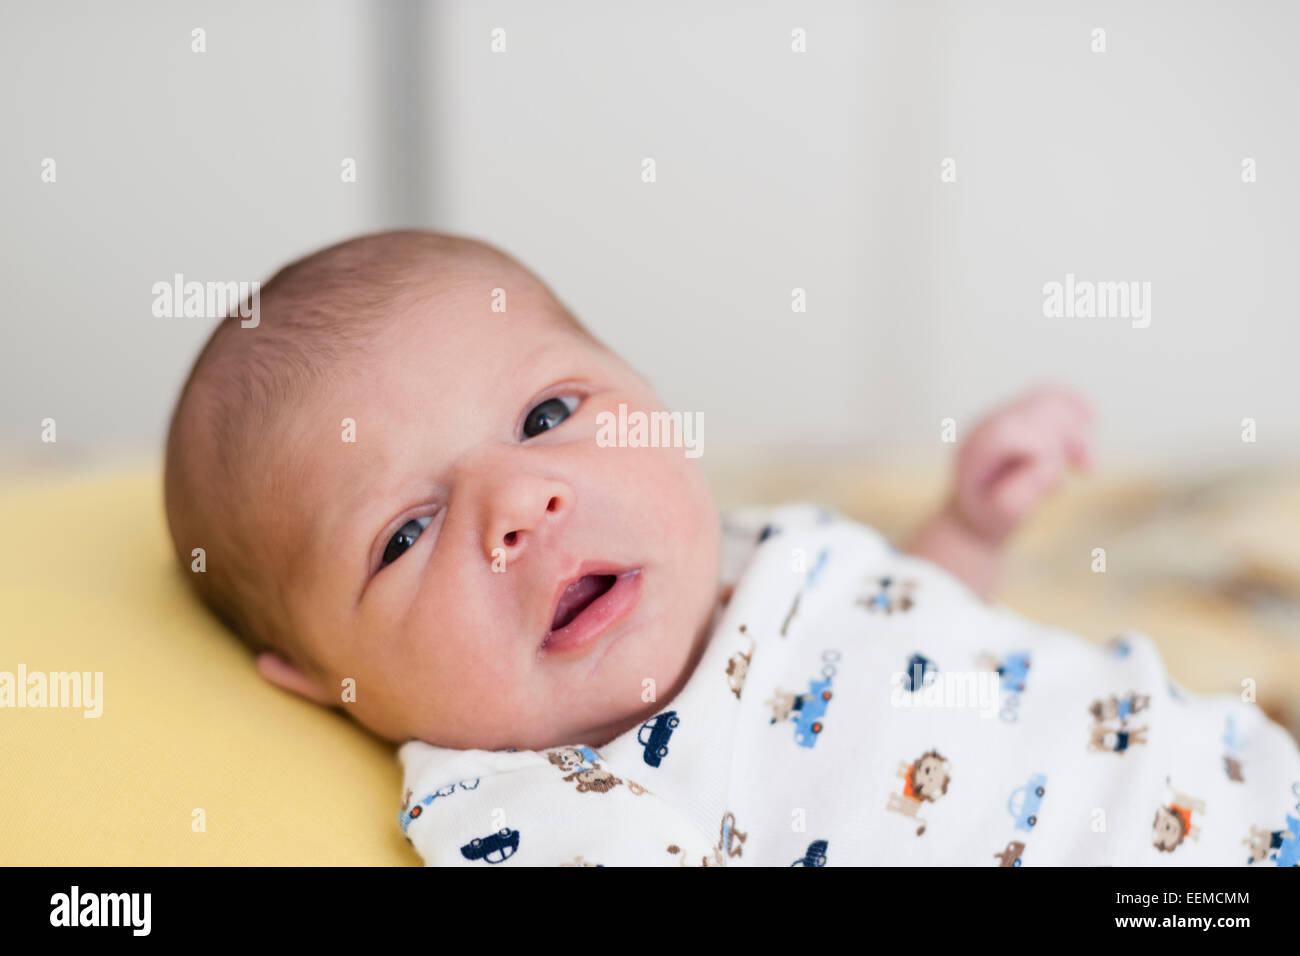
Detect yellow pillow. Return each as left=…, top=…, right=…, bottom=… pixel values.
left=0, top=464, right=418, bottom=865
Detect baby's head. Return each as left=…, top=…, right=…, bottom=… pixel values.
left=164, top=230, right=721, bottom=750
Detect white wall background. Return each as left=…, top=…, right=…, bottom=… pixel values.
left=1, top=0, right=394, bottom=474
left=3, top=0, right=1297, bottom=478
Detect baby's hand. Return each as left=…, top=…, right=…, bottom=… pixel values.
left=950, top=386, right=1094, bottom=543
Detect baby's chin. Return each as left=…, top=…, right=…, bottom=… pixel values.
left=511, top=634, right=709, bottom=751
left=575, top=607, right=718, bottom=748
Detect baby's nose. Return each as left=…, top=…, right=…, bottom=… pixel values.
left=483, top=480, right=570, bottom=565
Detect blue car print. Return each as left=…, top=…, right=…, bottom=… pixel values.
left=1007, top=773, right=1047, bottom=832
left=806, top=548, right=830, bottom=589
left=998, top=652, right=1031, bottom=694
left=901, top=654, right=936, bottom=693
left=638, top=710, right=680, bottom=767
left=867, top=584, right=890, bottom=612
left=460, top=828, right=520, bottom=864
left=399, top=778, right=480, bottom=833
left=1222, top=715, right=1245, bottom=753
left=791, top=839, right=828, bottom=867
left=1276, top=815, right=1300, bottom=867
left=793, top=678, right=833, bottom=747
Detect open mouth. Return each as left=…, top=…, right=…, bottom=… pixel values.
left=541, top=567, right=643, bottom=655
left=550, top=574, right=617, bottom=631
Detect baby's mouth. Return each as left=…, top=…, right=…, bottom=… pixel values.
left=540, top=566, right=643, bottom=655
left=549, top=574, right=617, bottom=631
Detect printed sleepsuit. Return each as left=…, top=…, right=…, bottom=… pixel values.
left=398, top=504, right=1300, bottom=866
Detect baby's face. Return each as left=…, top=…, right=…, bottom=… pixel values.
left=273, top=274, right=721, bottom=751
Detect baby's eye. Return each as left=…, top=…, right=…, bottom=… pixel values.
left=521, top=396, right=579, bottom=439
left=380, top=515, right=434, bottom=569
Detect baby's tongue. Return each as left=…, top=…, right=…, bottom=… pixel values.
left=551, top=574, right=616, bottom=631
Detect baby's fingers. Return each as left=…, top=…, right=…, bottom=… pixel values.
left=961, top=425, right=1042, bottom=496
left=1064, top=429, right=1092, bottom=473
left=991, top=451, right=1065, bottom=515
left=1059, top=410, right=1095, bottom=474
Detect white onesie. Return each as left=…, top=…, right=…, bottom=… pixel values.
left=398, top=504, right=1300, bottom=867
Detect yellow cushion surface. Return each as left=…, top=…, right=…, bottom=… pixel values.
left=0, top=463, right=418, bottom=865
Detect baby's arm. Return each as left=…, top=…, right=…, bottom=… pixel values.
left=903, top=386, right=1093, bottom=601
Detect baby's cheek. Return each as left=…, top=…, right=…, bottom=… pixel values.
left=438, top=637, right=534, bottom=730
left=394, top=662, right=515, bottom=749
left=644, top=448, right=716, bottom=529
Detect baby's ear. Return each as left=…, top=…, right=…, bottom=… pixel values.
left=256, top=651, right=337, bottom=707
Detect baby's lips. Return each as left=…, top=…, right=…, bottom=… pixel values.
left=538, top=566, right=644, bottom=656
left=540, top=561, right=636, bottom=641
left=549, top=573, right=617, bottom=631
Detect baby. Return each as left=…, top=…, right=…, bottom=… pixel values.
left=164, top=230, right=1300, bottom=866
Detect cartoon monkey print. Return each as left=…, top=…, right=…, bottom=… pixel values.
left=885, top=750, right=951, bottom=836
left=1152, top=777, right=1205, bottom=853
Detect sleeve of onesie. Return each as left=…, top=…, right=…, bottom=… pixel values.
left=398, top=742, right=716, bottom=867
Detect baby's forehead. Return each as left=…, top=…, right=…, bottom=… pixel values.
left=368, top=277, right=594, bottom=373
left=270, top=276, right=589, bottom=465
